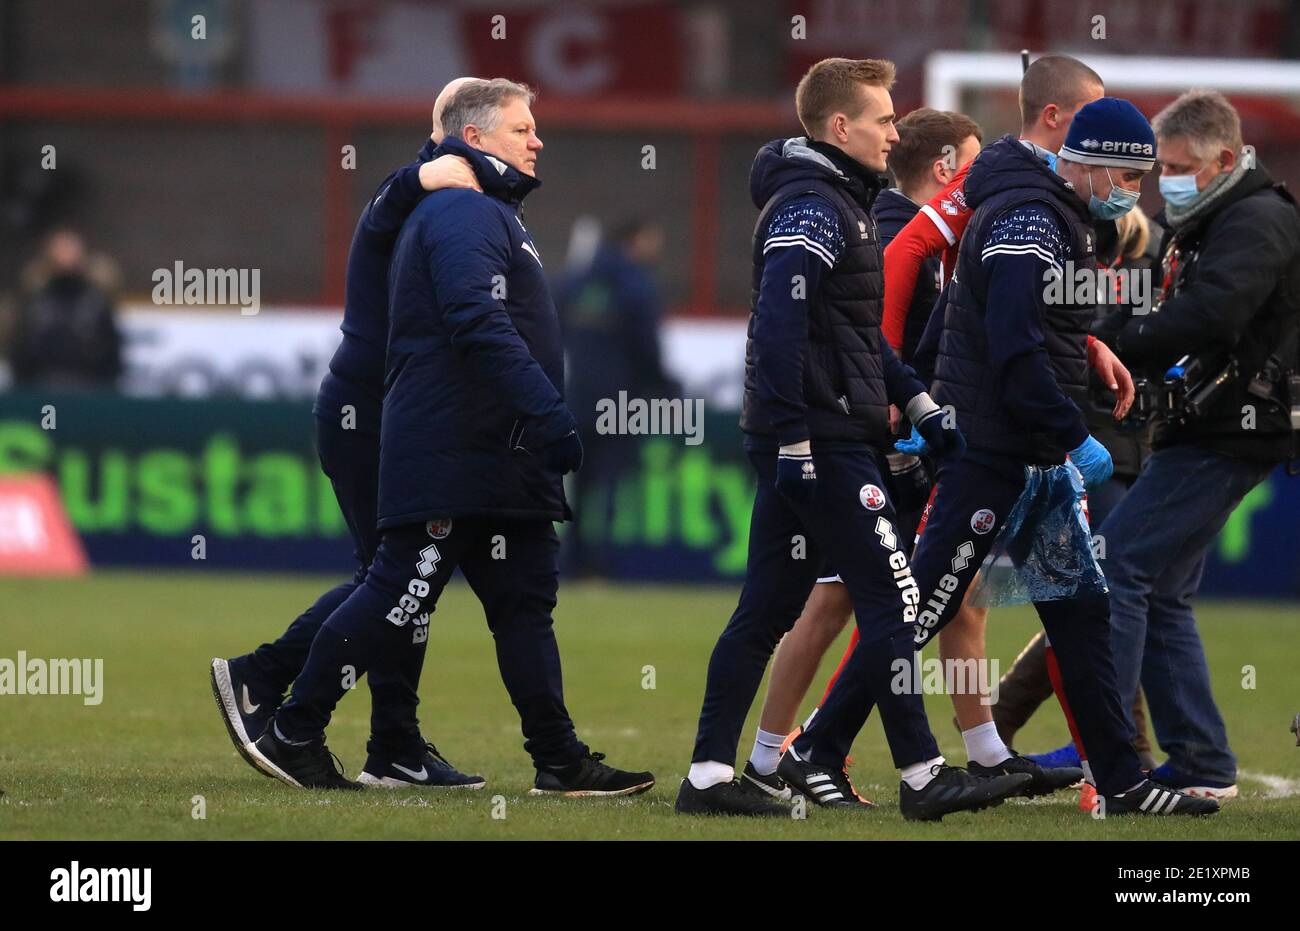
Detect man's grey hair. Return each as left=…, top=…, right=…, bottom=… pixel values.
left=439, top=78, right=535, bottom=140
left=1152, top=89, right=1243, bottom=162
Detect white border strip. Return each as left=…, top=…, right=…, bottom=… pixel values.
left=924, top=52, right=1300, bottom=111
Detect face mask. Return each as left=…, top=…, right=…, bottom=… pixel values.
left=1088, top=166, right=1140, bottom=220
left=1159, top=172, right=1201, bottom=208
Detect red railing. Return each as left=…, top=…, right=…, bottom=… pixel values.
left=0, top=85, right=792, bottom=312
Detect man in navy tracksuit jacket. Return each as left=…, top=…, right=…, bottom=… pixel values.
left=213, top=81, right=495, bottom=787
left=212, top=138, right=488, bottom=781
left=796, top=99, right=1220, bottom=816
left=246, top=79, right=653, bottom=795
left=676, top=59, right=1036, bottom=819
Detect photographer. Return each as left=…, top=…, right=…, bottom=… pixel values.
left=1095, top=89, right=1300, bottom=799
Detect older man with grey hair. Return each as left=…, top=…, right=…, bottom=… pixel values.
left=213, top=76, right=488, bottom=791
left=238, top=77, right=656, bottom=798
left=1095, top=88, right=1300, bottom=799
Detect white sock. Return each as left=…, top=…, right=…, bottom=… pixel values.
left=749, top=728, right=786, bottom=776
left=962, top=721, right=1012, bottom=768
left=901, top=756, right=946, bottom=791
left=687, top=761, right=734, bottom=790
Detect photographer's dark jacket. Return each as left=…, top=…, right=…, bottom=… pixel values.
left=742, top=137, right=926, bottom=451
left=932, top=135, right=1093, bottom=465
left=380, top=137, right=573, bottom=527
left=1107, top=163, right=1300, bottom=463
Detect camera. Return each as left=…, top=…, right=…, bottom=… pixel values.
left=1122, top=352, right=1237, bottom=429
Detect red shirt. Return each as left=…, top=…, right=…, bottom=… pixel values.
left=881, top=162, right=971, bottom=352
left=881, top=159, right=1095, bottom=355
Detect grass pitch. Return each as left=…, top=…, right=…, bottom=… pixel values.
left=1, top=570, right=1297, bottom=840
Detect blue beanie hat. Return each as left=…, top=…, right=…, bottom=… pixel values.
left=1058, top=97, right=1156, bottom=171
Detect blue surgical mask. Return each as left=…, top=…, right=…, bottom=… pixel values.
left=1159, top=172, right=1201, bottom=207
left=1088, top=166, right=1140, bottom=220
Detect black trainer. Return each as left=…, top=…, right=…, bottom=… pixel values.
left=675, top=778, right=792, bottom=816
left=899, top=763, right=1032, bottom=821
left=529, top=751, right=654, bottom=797
left=741, top=761, right=792, bottom=801
left=968, top=750, right=1084, bottom=797
left=210, top=657, right=281, bottom=754
left=244, top=725, right=362, bottom=790
left=358, top=742, right=486, bottom=790
left=1101, top=779, right=1219, bottom=817
left=777, top=747, right=876, bottom=810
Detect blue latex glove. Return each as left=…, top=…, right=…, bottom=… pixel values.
left=775, top=444, right=817, bottom=505
left=915, top=406, right=966, bottom=461
left=895, top=424, right=929, bottom=456
left=1067, top=435, right=1114, bottom=489
left=895, top=399, right=967, bottom=461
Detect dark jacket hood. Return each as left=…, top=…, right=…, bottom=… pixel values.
left=963, top=134, right=1089, bottom=224
left=749, top=136, right=882, bottom=210
left=437, top=136, right=540, bottom=206
left=872, top=187, right=920, bottom=232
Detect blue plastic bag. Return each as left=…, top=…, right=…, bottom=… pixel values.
left=966, top=461, right=1107, bottom=608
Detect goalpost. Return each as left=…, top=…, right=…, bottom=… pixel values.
left=924, top=51, right=1300, bottom=112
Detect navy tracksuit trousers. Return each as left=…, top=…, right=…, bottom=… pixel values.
left=691, top=447, right=941, bottom=771
left=273, top=516, right=587, bottom=769
left=796, top=453, right=1145, bottom=795
left=230, top=414, right=427, bottom=761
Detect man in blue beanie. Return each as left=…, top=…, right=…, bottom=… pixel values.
left=788, top=98, right=1221, bottom=817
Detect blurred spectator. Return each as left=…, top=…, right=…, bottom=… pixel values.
left=559, top=218, right=676, bottom=407
left=5, top=229, right=123, bottom=390
left=555, top=218, right=678, bottom=575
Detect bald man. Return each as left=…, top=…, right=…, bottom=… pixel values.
left=431, top=75, right=475, bottom=138
left=211, top=78, right=485, bottom=790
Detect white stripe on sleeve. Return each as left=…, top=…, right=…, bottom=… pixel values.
left=919, top=203, right=958, bottom=246
left=763, top=234, right=836, bottom=269
left=980, top=242, right=1062, bottom=275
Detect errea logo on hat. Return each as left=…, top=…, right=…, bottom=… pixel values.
left=1102, top=140, right=1154, bottom=155
left=1060, top=96, right=1157, bottom=170
left=1077, top=137, right=1152, bottom=156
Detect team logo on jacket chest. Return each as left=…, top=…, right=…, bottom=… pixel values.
left=859, top=484, right=887, bottom=511
left=970, top=509, right=997, bottom=534
left=426, top=518, right=453, bottom=539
